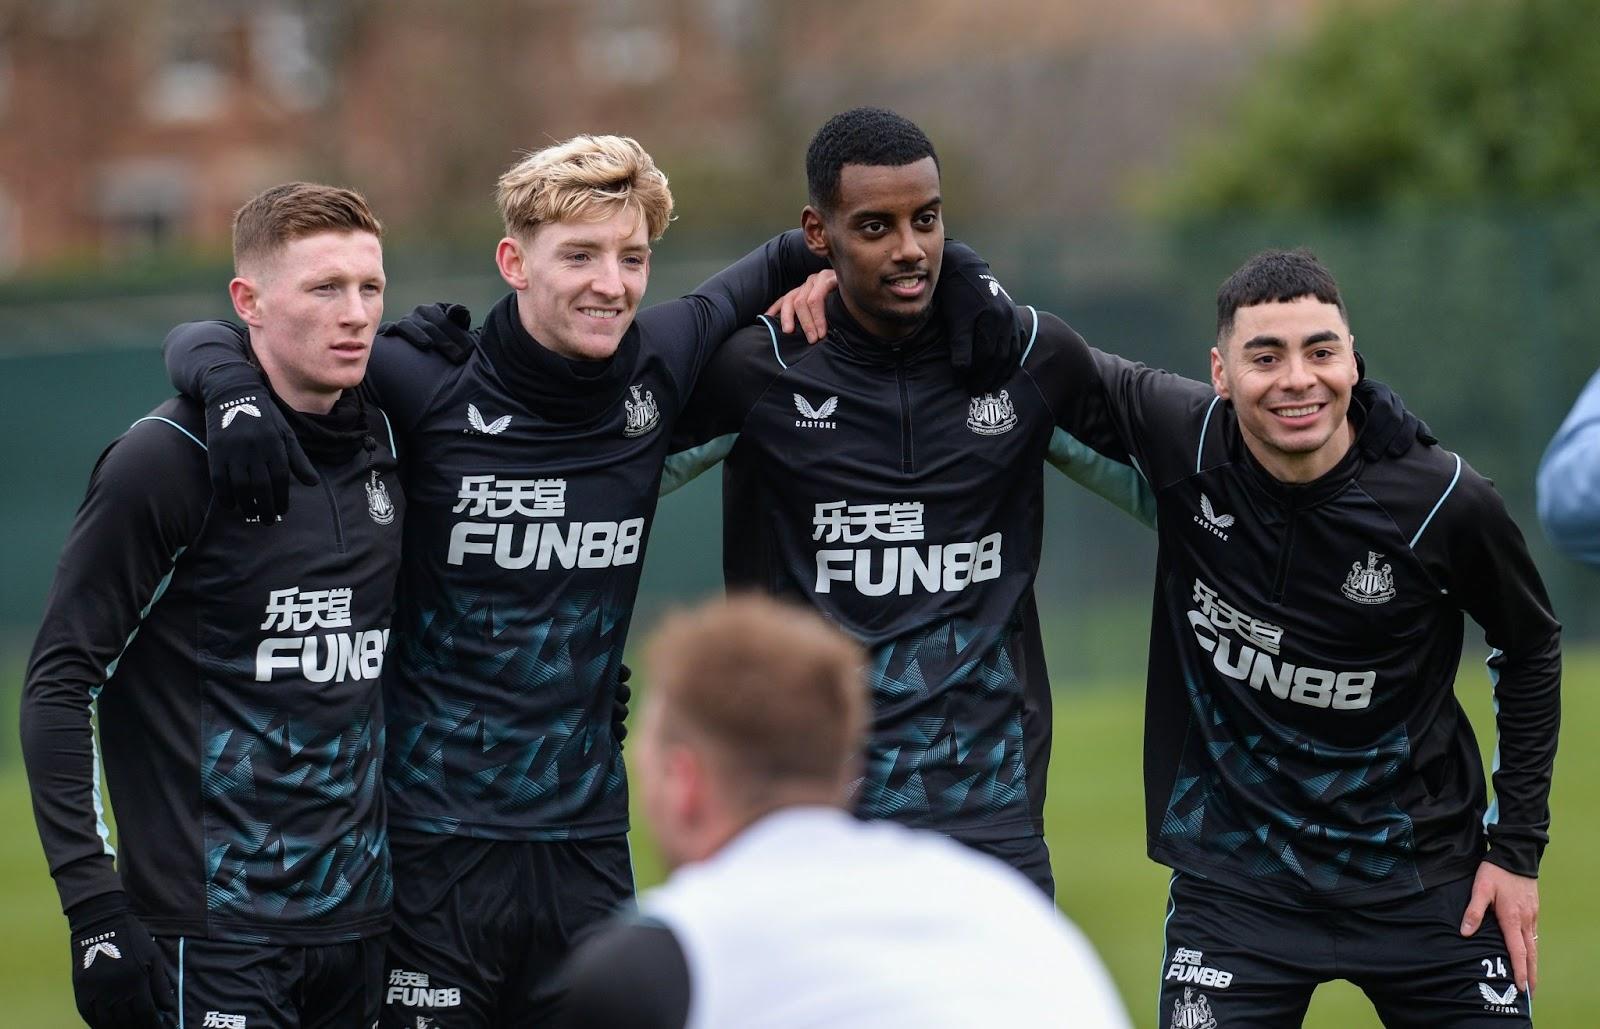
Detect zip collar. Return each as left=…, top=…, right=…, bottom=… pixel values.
left=478, top=292, right=640, bottom=422
left=1230, top=397, right=1374, bottom=508
left=821, top=293, right=947, bottom=368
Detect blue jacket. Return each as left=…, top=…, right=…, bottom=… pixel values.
left=1537, top=367, right=1600, bottom=566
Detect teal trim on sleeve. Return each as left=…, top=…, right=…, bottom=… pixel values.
left=1020, top=306, right=1041, bottom=364
left=1482, top=647, right=1504, bottom=833
left=760, top=315, right=786, bottom=370
left=660, top=434, right=738, bottom=496
left=1195, top=396, right=1221, bottom=473
left=92, top=546, right=185, bottom=855
left=1047, top=427, right=1157, bottom=528
left=131, top=416, right=207, bottom=453
left=379, top=408, right=397, bottom=458
left=1410, top=452, right=1463, bottom=549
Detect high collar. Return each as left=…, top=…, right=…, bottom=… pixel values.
left=479, top=292, right=639, bottom=421
left=1232, top=396, right=1372, bottom=508
left=242, top=339, right=373, bottom=466
left=271, top=385, right=373, bottom=467
left=822, top=293, right=946, bottom=367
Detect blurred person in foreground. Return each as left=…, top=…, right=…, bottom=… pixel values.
left=1536, top=366, right=1600, bottom=565
left=559, top=593, right=1132, bottom=1029
left=1044, top=249, right=1559, bottom=1027
left=21, top=183, right=403, bottom=1028
left=162, top=135, right=1020, bottom=1026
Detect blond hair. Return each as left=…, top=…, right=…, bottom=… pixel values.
left=232, top=182, right=382, bottom=271
left=495, top=135, right=674, bottom=242
left=645, top=594, right=868, bottom=813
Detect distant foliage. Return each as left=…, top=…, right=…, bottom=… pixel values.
left=1156, top=0, right=1600, bottom=215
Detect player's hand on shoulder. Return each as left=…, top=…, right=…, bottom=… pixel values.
left=1352, top=352, right=1436, bottom=460
left=66, top=893, right=173, bottom=1029
left=765, top=271, right=836, bottom=344
left=937, top=242, right=1022, bottom=394
left=201, top=366, right=318, bottom=523
left=382, top=301, right=479, bottom=364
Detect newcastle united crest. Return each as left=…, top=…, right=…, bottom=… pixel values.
left=1341, top=551, right=1395, bottom=605
left=967, top=389, right=1017, bottom=436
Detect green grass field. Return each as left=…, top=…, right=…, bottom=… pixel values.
left=2, top=652, right=1594, bottom=1027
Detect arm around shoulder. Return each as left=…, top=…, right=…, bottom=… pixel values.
left=164, top=319, right=252, bottom=399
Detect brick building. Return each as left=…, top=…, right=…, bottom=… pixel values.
left=0, top=0, right=1335, bottom=275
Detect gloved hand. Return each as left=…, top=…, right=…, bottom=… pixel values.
left=67, top=893, right=172, bottom=1029
left=382, top=302, right=479, bottom=364
left=201, top=364, right=318, bottom=522
left=938, top=241, right=1023, bottom=395
left=613, top=663, right=633, bottom=745
left=1353, top=351, right=1436, bottom=460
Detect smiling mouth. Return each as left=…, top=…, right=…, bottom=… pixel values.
left=885, top=272, right=928, bottom=298
left=579, top=308, right=622, bottom=320
left=1270, top=402, right=1325, bottom=420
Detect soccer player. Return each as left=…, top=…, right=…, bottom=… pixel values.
left=1042, top=249, right=1559, bottom=1026
left=559, top=594, right=1133, bottom=1029
left=661, top=108, right=1422, bottom=898
left=21, top=182, right=403, bottom=1028
left=161, top=135, right=1019, bottom=1027
left=1536, top=366, right=1600, bottom=565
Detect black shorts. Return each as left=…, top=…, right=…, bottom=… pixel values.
left=963, top=833, right=1055, bottom=900
left=1157, top=872, right=1532, bottom=1028
left=155, top=935, right=385, bottom=1029
left=379, top=830, right=634, bottom=1029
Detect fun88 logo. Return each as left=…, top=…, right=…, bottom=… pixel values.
left=387, top=969, right=462, bottom=1009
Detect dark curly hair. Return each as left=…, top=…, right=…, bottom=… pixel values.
left=805, top=107, right=939, bottom=213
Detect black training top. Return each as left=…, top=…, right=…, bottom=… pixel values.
left=1035, top=312, right=1561, bottom=904
left=22, top=391, right=405, bottom=941
left=163, top=233, right=824, bottom=841
left=665, top=298, right=1151, bottom=843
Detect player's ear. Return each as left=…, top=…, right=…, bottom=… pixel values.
left=496, top=236, right=530, bottom=291
left=229, top=276, right=265, bottom=327
left=1210, top=346, right=1230, bottom=399
left=801, top=206, right=831, bottom=260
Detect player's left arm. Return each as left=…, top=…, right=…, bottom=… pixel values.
left=651, top=229, right=826, bottom=385
left=659, top=323, right=788, bottom=495
left=1440, top=466, right=1561, bottom=996
left=1022, top=310, right=1158, bottom=527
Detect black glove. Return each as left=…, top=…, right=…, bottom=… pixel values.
left=612, top=663, right=633, bottom=745
left=938, top=241, right=1024, bottom=395
left=1352, top=351, right=1436, bottom=460
left=381, top=302, right=479, bottom=364
left=200, top=364, right=318, bottom=522
left=67, top=893, right=172, bottom=1029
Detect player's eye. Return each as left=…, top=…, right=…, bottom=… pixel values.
left=915, top=211, right=939, bottom=228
